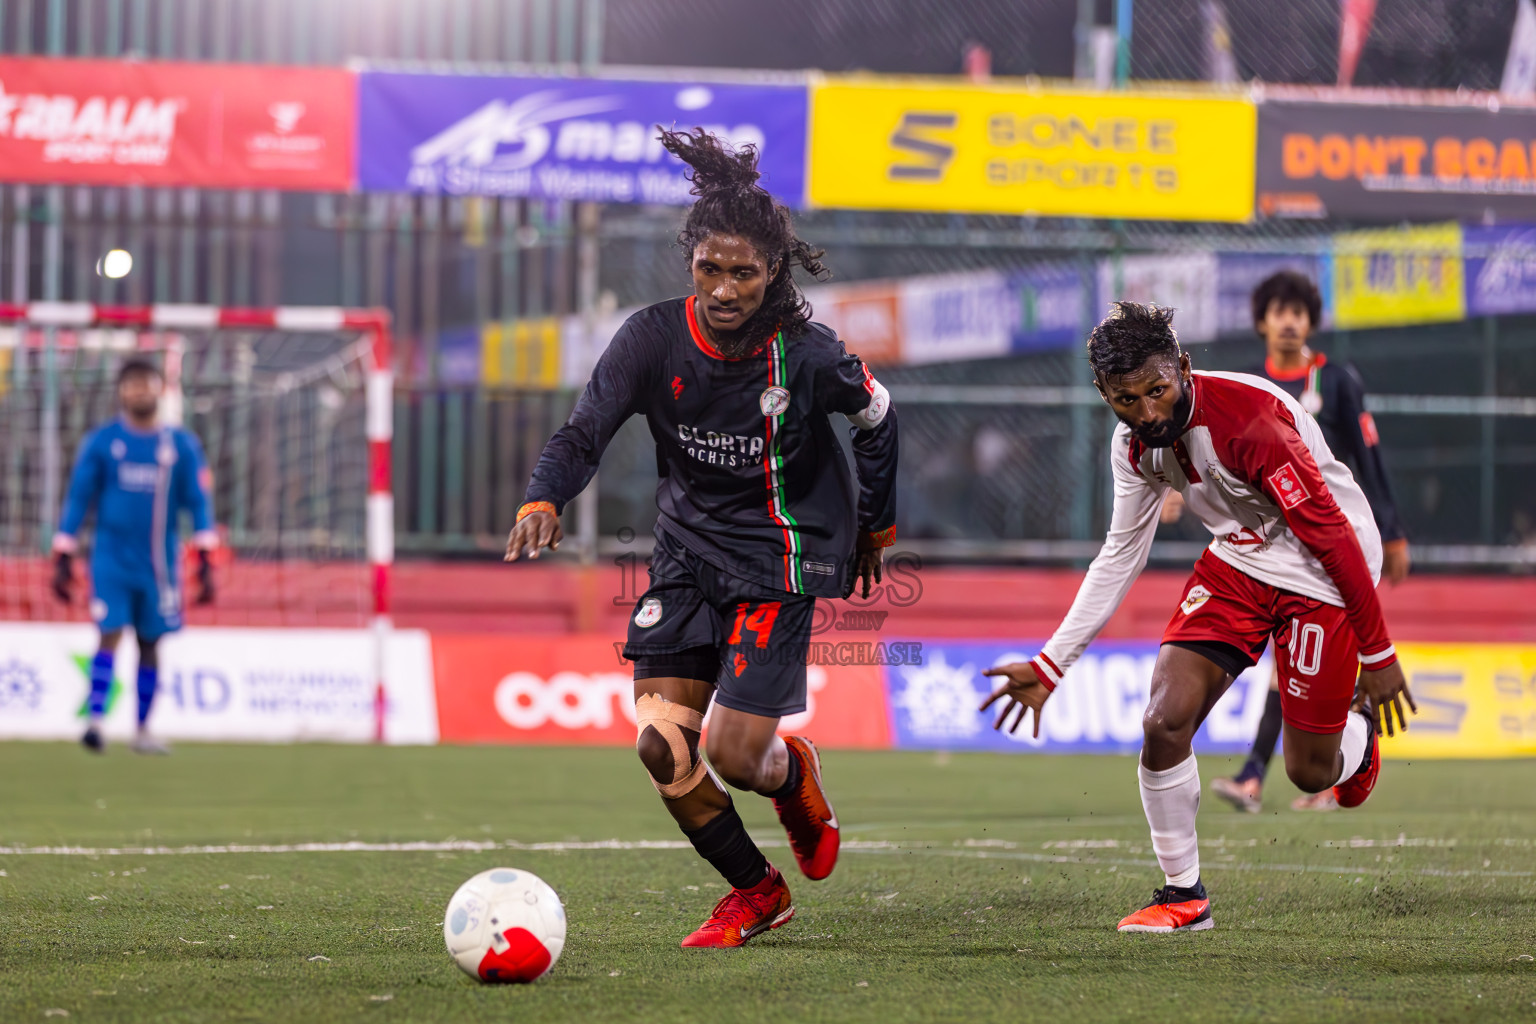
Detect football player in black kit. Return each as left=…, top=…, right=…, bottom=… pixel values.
left=505, top=128, right=897, bottom=948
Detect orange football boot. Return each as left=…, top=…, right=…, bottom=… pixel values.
left=1117, top=881, right=1213, bottom=933
left=680, top=865, right=794, bottom=948
left=1334, top=707, right=1380, bottom=809
left=773, top=736, right=840, bottom=881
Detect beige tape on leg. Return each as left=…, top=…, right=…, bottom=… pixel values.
left=636, top=693, right=708, bottom=799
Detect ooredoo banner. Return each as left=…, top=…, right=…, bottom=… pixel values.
left=430, top=634, right=891, bottom=749
left=1257, top=99, right=1536, bottom=222
left=0, top=623, right=437, bottom=744
left=0, top=57, right=354, bottom=190
left=357, top=73, right=808, bottom=205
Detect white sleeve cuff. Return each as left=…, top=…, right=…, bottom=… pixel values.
left=1358, top=645, right=1397, bottom=667
left=51, top=533, right=78, bottom=554
left=192, top=530, right=220, bottom=550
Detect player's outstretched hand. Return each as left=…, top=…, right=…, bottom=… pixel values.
left=854, top=548, right=883, bottom=599
left=1382, top=540, right=1411, bottom=586
left=1358, top=661, right=1416, bottom=737
left=51, top=552, right=74, bottom=604
left=505, top=510, right=563, bottom=562
left=979, top=661, right=1051, bottom=739
left=195, top=549, right=216, bottom=605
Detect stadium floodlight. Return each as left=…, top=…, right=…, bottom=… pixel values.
left=96, top=249, right=134, bottom=279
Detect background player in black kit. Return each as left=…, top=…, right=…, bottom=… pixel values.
left=505, top=128, right=898, bottom=948
left=1206, top=269, right=1410, bottom=813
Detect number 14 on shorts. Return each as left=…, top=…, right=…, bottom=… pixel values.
left=729, top=602, right=781, bottom=648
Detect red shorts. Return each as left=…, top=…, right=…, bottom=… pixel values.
left=1162, top=551, right=1360, bottom=734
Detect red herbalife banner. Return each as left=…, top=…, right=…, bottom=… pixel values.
left=0, top=57, right=354, bottom=190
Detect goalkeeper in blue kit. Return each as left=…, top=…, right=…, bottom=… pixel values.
left=52, top=357, right=217, bottom=754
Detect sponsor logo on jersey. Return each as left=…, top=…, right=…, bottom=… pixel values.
left=1180, top=585, right=1212, bottom=615
left=675, top=424, right=765, bottom=468
left=802, top=560, right=836, bottom=576
left=117, top=461, right=160, bottom=491
left=1268, top=462, right=1311, bottom=509
left=759, top=385, right=791, bottom=417
left=633, top=597, right=662, bottom=628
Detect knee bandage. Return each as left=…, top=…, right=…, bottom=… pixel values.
left=636, top=693, right=708, bottom=799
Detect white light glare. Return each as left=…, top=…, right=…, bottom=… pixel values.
left=98, top=249, right=133, bottom=279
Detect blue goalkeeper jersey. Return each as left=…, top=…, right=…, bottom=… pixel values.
left=58, top=419, right=214, bottom=592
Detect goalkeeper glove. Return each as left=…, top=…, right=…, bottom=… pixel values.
left=195, top=549, right=216, bottom=605
left=51, top=552, right=74, bottom=604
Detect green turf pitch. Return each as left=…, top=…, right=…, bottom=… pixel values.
left=1, top=744, right=1534, bottom=1024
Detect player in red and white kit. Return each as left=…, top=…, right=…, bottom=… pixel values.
left=982, top=302, right=1415, bottom=933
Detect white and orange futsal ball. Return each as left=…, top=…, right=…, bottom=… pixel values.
left=443, top=868, right=566, bottom=983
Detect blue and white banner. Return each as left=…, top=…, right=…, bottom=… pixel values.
left=1465, top=224, right=1536, bottom=317
left=883, top=639, right=1273, bottom=755
left=1008, top=268, right=1086, bottom=353
left=357, top=72, right=808, bottom=205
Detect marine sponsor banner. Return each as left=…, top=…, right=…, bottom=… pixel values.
left=883, top=639, right=1273, bottom=754
left=0, top=623, right=437, bottom=744
left=1257, top=99, right=1536, bottom=222
left=1215, top=252, right=1327, bottom=335
left=357, top=73, right=807, bottom=205
left=1380, top=643, right=1536, bottom=759
left=430, top=634, right=891, bottom=749
left=1098, top=252, right=1220, bottom=343
left=1331, top=222, right=1465, bottom=329
left=808, top=78, right=1255, bottom=221
left=1464, top=224, right=1536, bottom=317
left=0, top=57, right=354, bottom=190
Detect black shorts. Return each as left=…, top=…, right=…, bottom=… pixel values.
left=622, top=530, right=816, bottom=718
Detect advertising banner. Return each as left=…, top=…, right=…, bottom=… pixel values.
left=1380, top=643, right=1536, bottom=759
left=1215, top=252, right=1327, bottom=336
left=0, top=623, right=437, bottom=744
left=1098, top=252, right=1220, bottom=343
left=808, top=79, right=1255, bottom=221
left=1331, top=222, right=1465, bottom=329
left=431, top=634, right=891, bottom=749
left=1464, top=224, right=1536, bottom=317
left=899, top=271, right=1016, bottom=364
left=807, top=280, right=904, bottom=365
left=0, top=57, right=354, bottom=190
left=883, top=639, right=1273, bottom=755
left=358, top=73, right=807, bottom=205
left=1007, top=267, right=1086, bottom=353
left=1257, top=99, right=1536, bottom=221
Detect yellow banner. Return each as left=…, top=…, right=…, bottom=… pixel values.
left=481, top=318, right=560, bottom=388
left=1381, top=642, right=1536, bottom=759
left=808, top=78, right=1256, bottom=222
left=1331, top=222, right=1466, bottom=329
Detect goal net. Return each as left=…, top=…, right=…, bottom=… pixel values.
left=0, top=304, right=394, bottom=732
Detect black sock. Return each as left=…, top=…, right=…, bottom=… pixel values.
left=682, top=805, right=769, bottom=890
left=765, top=748, right=802, bottom=800
left=1236, top=690, right=1284, bottom=784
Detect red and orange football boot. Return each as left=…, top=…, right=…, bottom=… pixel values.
left=773, top=736, right=840, bottom=881
left=1334, top=706, right=1380, bottom=809
left=680, top=865, right=795, bottom=949
left=1117, top=881, right=1213, bottom=933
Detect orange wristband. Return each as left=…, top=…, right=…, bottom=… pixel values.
left=858, top=526, right=896, bottom=551
left=517, top=501, right=557, bottom=523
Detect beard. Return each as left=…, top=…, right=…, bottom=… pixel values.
left=1130, top=384, right=1193, bottom=449
left=713, top=314, right=775, bottom=359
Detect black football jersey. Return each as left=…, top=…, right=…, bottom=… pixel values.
left=524, top=296, right=898, bottom=599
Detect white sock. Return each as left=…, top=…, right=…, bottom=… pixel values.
left=1334, top=712, right=1370, bottom=787
left=1139, top=753, right=1201, bottom=890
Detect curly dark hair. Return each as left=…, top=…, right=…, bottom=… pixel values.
left=1086, top=301, right=1182, bottom=380
left=1251, top=269, right=1322, bottom=329
left=116, top=355, right=163, bottom=385
left=660, top=127, right=828, bottom=354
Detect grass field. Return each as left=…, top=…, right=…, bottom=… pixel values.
left=2, top=743, right=1534, bottom=1024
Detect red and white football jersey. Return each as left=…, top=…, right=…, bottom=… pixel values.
left=1031, top=371, right=1394, bottom=689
